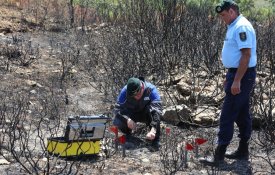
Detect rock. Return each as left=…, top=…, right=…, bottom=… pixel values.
left=176, top=81, right=191, bottom=96
left=142, top=158, right=150, bottom=163
left=0, top=158, right=10, bottom=165
left=69, top=68, right=77, bottom=74
left=192, top=106, right=219, bottom=125
left=262, top=93, right=269, bottom=100
left=197, top=70, right=208, bottom=78
left=5, top=119, right=11, bottom=124
left=193, top=86, right=201, bottom=92
left=197, top=93, right=219, bottom=105
left=257, top=71, right=269, bottom=78
left=55, top=165, right=62, bottom=169
left=30, top=89, right=37, bottom=94
left=162, top=105, right=192, bottom=125
left=25, top=80, right=42, bottom=87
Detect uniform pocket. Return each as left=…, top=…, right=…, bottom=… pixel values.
left=241, top=70, right=256, bottom=94
left=224, top=72, right=235, bottom=93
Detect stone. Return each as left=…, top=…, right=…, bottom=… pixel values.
left=162, top=105, right=192, bottom=125
left=192, top=106, right=219, bottom=125
left=0, top=159, right=10, bottom=165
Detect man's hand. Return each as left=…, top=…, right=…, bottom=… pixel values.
left=146, top=127, right=156, bottom=140
left=231, top=81, right=241, bottom=95
left=231, top=48, right=250, bottom=95
left=127, top=118, right=136, bottom=130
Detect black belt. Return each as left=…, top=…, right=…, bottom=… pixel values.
left=228, top=67, right=256, bottom=73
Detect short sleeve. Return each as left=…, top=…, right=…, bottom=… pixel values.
left=235, top=26, right=253, bottom=50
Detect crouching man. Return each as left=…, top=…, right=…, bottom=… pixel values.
left=113, top=77, right=163, bottom=150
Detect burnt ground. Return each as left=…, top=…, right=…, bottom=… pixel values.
left=0, top=5, right=275, bottom=175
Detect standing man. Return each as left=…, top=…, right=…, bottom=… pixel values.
left=113, top=77, right=162, bottom=150
left=200, top=0, right=257, bottom=166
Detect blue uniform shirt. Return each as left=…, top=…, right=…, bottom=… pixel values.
left=222, top=15, right=257, bottom=68
left=116, top=81, right=161, bottom=113
left=114, top=81, right=162, bottom=129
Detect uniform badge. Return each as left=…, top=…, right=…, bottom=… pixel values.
left=239, top=32, right=247, bottom=41
left=216, top=6, right=222, bottom=13
left=144, top=97, right=150, bottom=101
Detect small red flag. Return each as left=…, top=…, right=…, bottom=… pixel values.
left=195, top=138, right=207, bottom=145
left=185, top=142, right=194, bottom=150
left=166, top=127, right=171, bottom=134
left=109, top=126, right=118, bottom=135
left=118, top=135, right=126, bottom=144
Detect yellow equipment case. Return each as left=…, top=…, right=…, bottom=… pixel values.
left=47, top=115, right=110, bottom=157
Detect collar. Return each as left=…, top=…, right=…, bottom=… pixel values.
left=228, top=14, right=242, bottom=28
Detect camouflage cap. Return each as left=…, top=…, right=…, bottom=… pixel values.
left=215, top=0, right=238, bottom=13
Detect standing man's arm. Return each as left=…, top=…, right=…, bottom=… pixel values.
left=231, top=48, right=251, bottom=95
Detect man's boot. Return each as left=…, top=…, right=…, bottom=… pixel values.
left=149, top=125, right=161, bottom=151
left=199, top=144, right=228, bottom=166
left=225, top=140, right=249, bottom=160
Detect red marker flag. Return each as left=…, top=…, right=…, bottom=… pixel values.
left=185, top=142, right=194, bottom=151
left=166, top=127, right=171, bottom=134
left=195, top=138, right=207, bottom=145
left=118, top=135, right=126, bottom=144
left=109, top=126, right=118, bottom=135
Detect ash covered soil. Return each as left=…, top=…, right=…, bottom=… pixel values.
left=0, top=5, right=274, bottom=175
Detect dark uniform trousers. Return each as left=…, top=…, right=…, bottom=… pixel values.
left=218, top=67, right=256, bottom=145
left=113, top=106, right=160, bottom=141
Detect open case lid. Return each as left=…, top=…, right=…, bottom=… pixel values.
left=64, top=114, right=111, bottom=141
left=67, top=114, right=111, bottom=123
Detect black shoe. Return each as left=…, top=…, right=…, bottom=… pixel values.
left=151, top=140, right=160, bottom=151
left=199, top=144, right=227, bottom=167
left=225, top=150, right=249, bottom=160
left=199, top=156, right=225, bottom=166
left=225, top=140, right=249, bottom=160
